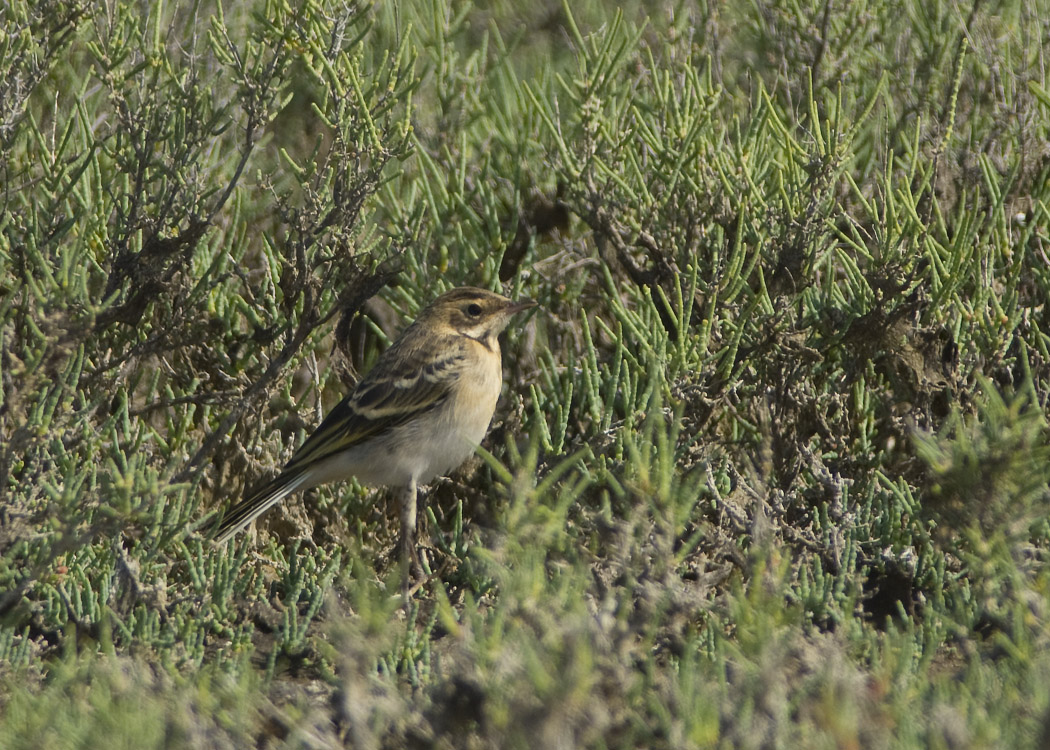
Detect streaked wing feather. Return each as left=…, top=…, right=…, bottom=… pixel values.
left=282, top=334, right=467, bottom=473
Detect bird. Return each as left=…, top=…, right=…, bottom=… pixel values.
left=213, top=286, right=537, bottom=583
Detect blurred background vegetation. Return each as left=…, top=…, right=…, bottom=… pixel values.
left=3, top=0, right=1050, bottom=747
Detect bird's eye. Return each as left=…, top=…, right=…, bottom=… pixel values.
left=466, top=303, right=483, bottom=316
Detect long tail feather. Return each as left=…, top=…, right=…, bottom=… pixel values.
left=213, top=471, right=309, bottom=543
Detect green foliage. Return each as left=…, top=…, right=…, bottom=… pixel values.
left=0, top=653, right=266, bottom=749
left=3, top=0, right=1050, bottom=747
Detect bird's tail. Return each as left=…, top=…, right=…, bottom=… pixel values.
left=213, top=471, right=309, bottom=544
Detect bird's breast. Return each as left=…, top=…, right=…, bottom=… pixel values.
left=350, top=344, right=504, bottom=487
left=448, top=345, right=503, bottom=441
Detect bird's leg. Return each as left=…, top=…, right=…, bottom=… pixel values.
left=399, top=480, right=421, bottom=594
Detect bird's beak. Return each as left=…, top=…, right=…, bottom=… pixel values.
left=506, top=298, right=537, bottom=315
left=505, top=298, right=538, bottom=315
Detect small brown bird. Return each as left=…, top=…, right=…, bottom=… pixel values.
left=214, top=286, right=536, bottom=582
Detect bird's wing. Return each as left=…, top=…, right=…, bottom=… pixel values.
left=281, top=332, right=468, bottom=473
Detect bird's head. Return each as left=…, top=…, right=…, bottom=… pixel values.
left=420, top=286, right=537, bottom=347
